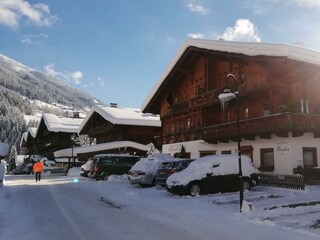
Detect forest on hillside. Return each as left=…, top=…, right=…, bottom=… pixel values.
left=0, top=54, right=98, bottom=163
left=0, top=86, right=30, bottom=155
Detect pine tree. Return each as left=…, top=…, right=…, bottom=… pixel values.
left=7, top=145, right=17, bottom=172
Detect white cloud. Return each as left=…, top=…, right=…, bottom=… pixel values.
left=187, top=33, right=204, bottom=39
left=44, top=64, right=85, bottom=86
left=71, top=71, right=83, bottom=85
left=220, top=19, right=261, bottom=42
left=44, top=64, right=68, bottom=81
left=82, top=82, right=94, bottom=89
left=0, top=0, right=58, bottom=29
left=21, top=33, right=48, bottom=44
left=97, top=77, right=106, bottom=88
left=185, top=1, right=210, bottom=15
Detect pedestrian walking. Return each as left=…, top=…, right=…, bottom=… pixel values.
left=33, top=160, right=44, bottom=182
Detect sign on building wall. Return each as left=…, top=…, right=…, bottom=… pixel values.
left=276, top=142, right=290, bottom=155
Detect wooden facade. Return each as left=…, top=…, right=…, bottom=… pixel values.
left=80, top=112, right=160, bottom=146
left=142, top=40, right=320, bottom=174
left=78, top=106, right=162, bottom=156
left=145, top=47, right=320, bottom=146
left=23, top=119, right=79, bottom=159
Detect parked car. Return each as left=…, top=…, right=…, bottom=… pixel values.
left=80, top=159, right=93, bottom=177
left=88, top=154, right=140, bottom=180
left=166, top=154, right=257, bottom=196
left=12, top=162, right=33, bottom=175
left=128, top=153, right=176, bottom=186
left=155, top=159, right=194, bottom=186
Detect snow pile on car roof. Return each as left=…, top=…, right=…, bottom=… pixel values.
left=130, top=154, right=176, bottom=175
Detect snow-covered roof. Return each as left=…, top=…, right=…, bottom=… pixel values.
left=54, top=141, right=159, bottom=158
left=19, top=127, right=37, bottom=146
left=78, top=105, right=160, bottom=133
left=28, top=127, right=37, bottom=138
left=42, top=113, right=84, bottom=133
left=141, top=38, right=320, bottom=112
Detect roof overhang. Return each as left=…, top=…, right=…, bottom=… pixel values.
left=141, top=38, right=320, bottom=113
left=53, top=141, right=159, bottom=158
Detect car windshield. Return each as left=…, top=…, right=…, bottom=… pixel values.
left=159, top=162, right=175, bottom=169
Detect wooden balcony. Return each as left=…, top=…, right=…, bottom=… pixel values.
left=166, top=86, right=268, bottom=117
left=203, top=113, right=320, bottom=143
left=168, top=89, right=221, bottom=116
left=89, top=124, right=114, bottom=137
left=163, top=113, right=320, bottom=144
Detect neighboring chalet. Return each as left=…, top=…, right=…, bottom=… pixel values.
left=21, top=113, right=83, bottom=159
left=73, top=104, right=161, bottom=160
left=142, top=39, right=320, bottom=175
left=20, top=127, right=37, bottom=153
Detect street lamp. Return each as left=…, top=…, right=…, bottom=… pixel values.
left=70, top=133, right=79, bottom=169
left=218, top=73, right=243, bottom=212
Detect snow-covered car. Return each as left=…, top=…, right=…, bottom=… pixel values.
left=155, top=159, right=194, bottom=186
left=128, top=153, right=176, bottom=186
left=166, top=154, right=257, bottom=196
left=80, top=159, right=93, bottom=177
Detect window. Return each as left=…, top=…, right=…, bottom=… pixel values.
left=174, top=152, right=191, bottom=159
left=199, top=151, right=216, bottom=157
left=221, top=150, right=231, bottom=154
left=260, top=148, right=274, bottom=172
left=263, top=103, right=270, bottom=116
left=303, top=147, right=317, bottom=168
left=300, top=99, right=309, bottom=114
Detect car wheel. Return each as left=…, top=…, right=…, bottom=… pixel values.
left=189, top=183, right=201, bottom=196
left=151, top=177, right=156, bottom=186
left=242, top=180, right=250, bottom=191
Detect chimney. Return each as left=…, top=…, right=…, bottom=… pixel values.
left=110, top=103, right=118, bottom=108
left=73, top=112, right=80, bottom=118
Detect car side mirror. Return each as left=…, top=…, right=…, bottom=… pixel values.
left=212, top=163, right=220, bottom=168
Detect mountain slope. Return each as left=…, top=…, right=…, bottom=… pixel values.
left=0, top=54, right=99, bottom=109
left=0, top=54, right=100, bottom=156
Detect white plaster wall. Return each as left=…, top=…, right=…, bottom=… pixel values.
left=162, top=133, right=320, bottom=174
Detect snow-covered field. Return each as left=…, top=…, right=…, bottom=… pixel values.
left=1, top=168, right=320, bottom=240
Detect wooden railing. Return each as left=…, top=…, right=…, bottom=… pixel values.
left=202, top=113, right=320, bottom=143
left=168, top=88, right=221, bottom=115
left=162, top=113, right=320, bottom=144
left=256, top=173, right=305, bottom=190
left=167, top=86, right=268, bottom=117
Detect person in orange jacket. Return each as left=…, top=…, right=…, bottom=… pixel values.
left=33, top=160, right=44, bottom=182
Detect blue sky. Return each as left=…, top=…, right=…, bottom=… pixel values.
left=1, top=0, right=320, bottom=108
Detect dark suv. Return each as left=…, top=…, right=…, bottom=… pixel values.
left=89, top=154, right=140, bottom=180
left=155, top=159, right=194, bottom=186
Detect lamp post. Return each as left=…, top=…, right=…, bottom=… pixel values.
left=70, top=133, right=79, bottom=169
left=218, top=73, right=243, bottom=212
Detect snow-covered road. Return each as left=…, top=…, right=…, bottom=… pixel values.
left=0, top=175, right=197, bottom=240
left=0, top=173, right=320, bottom=240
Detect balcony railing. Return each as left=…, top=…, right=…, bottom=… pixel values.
left=163, top=113, right=320, bottom=144
left=203, top=113, right=320, bottom=143
left=167, top=86, right=268, bottom=117
left=168, top=89, right=221, bottom=115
